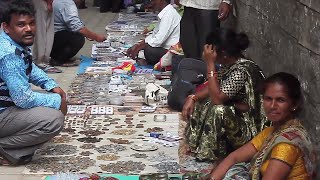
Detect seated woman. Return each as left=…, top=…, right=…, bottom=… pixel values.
left=182, top=28, right=268, bottom=161
left=205, top=72, right=315, bottom=180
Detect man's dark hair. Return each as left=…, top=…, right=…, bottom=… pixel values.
left=2, top=0, right=35, bottom=24
left=164, top=0, right=171, bottom=4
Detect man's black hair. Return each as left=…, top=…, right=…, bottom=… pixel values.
left=2, top=0, right=35, bottom=24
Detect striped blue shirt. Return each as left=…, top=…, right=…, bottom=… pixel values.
left=0, top=32, right=61, bottom=112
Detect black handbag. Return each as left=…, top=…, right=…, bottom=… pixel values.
left=168, top=58, right=207, bottom=111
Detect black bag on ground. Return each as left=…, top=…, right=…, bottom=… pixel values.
left=168, top=58, right=207, bottom=111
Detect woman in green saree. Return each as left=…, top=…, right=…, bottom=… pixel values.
left=182, top=28, right=268, bottom=161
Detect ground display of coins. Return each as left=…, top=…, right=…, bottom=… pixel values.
left=23, top=114, right=187, bottom=175
left=27, top=12, right=214, bottom=178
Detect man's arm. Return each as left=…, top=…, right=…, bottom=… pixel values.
left=61, top=3, right=106, bottom=42
left=79, top=27, right=106, bottom=42
left=0, top=54, right=61, bottom=109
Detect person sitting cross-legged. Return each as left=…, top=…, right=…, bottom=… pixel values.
left=0, top=0, right=66, bottom=166
left=127, top=0, right=181, bottom=65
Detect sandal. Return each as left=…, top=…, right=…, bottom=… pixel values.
left=38, top=64, right=63, bottom=73
left=0, top=148, right=32, bottom=166
left=0, top=156, right=10, bottom=166
left=50, top=59, right=80, bottom=67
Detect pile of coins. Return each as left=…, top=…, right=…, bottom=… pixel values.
left=26, top=156, right=95, bottom=173
left=97, top=154, right=120, bottom=161
left=108, top=138, right=131, bottom=144
left=100, top=161, right=146, bottom=174
left=80, top=143, right=96, bottom=149
left=111, top=129, right=137, bottom=135
left=36, top=144, right=77, bottom=156
left=77, top=137, right=103, bottom=143
left=151, top=162, right=180, bottom=173
left=94, top=144, right=127, bottom=154
left=79, top=129, right=105, bottom=136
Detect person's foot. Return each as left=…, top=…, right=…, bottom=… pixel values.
left=37, top=64, right=63, bottom=73
left=50, top=59, right=80, bottom=67
left=0, top=156, right=10, bottom=166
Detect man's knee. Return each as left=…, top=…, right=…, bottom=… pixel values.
left=37, top=107, right=64, bottom=135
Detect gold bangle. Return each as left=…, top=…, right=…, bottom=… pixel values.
left=188, top=94, right=198, bottom=102
left=207, top=71, right=218, bottom=78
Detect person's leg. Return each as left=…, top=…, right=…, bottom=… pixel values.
left=100, top=0, right=112, bottom=12
left=179, top=7, right=199, bottom=59
left=143, top=44, right=167, bottom=65
left=50, top=30, right=85, bottom=64
left=111, top=0, right=121, bottom=13
left=0, top=106, right=64, bottom=164
left=194, top=104, right=233, bottom=161
left=32, top=0, right=48, bottom=64
left=45, top=8, right=55, bottom=62
left=195, top=9, right=220, bottom=60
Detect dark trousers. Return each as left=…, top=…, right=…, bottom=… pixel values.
left=50, top=30, right=85, bottom=64
left=100, top=0, right=122, bottom=13
left=180, top=7, right=220, bottom=60
left=144, top=44, right=167, bottom=65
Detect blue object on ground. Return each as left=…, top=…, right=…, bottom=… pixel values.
left=78, top=55, right=95, bottom=74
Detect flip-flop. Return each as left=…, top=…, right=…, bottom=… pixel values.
left=0, top=156, right=10, bottom=166
left=50, top=59, right=80, bottom=67
left=37, top=64, right=63, bottom=73
left=43, top=66, right=63, bottom=73
left=0, top=147, right=18, bottom=165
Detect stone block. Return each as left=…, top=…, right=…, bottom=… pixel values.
left=299, top=0, right=320, bottom=13
left=299, top=8, right=320, bottom=54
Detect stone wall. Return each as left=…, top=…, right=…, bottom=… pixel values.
left=234, top=0, right=320, bottom=176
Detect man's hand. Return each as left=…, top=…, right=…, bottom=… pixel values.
left=60, top=99, right=67, bottom=115
left=218, top=2, right=231, bottom=21
left=51, top=87, right=66, bottom=101
left=127, top=43, right=146, bottom=59
left=52, top=87, right=67, bottom=115
left=174, top=0, right=181, bottom=6
left=95, top=34, right=106, bottom=42
left=46, top=0, right=53, bottom=12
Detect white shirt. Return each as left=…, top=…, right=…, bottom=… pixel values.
left=180, top=0, right=231, bottom=10
left=145, top=4, right=181, bottom=49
